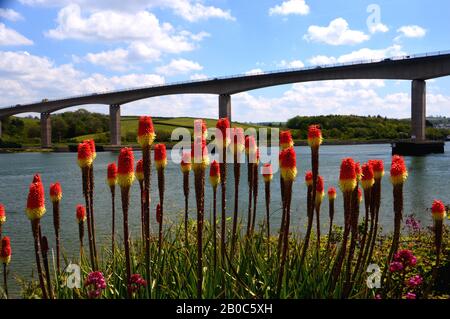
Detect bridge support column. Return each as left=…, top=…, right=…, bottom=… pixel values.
left=411, top=80, right=426, bottom=141
left=110, top=104, right=121, bottom=146
left=219, top=94, right=231, bottom=122
left=40, top=112, right=52, bottom=148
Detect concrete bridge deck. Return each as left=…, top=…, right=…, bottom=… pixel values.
left=1, top=50, right=450, bottom=147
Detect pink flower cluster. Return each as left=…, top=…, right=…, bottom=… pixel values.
left=389, top=249, right=417, bottom=273
left=406, top=275, right=423, bottom=288
left=129, top=274, right=147, bottom=293
left=405, top=215, right=421, bottom=233
left=404, top=292, right=416, bottom=299
left=85, top=271, right=107, bottom=299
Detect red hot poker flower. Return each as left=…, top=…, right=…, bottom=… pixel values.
left=431, top=200, right=447, bottom=221
left=339, top=157, right=357, bottom=193
left=135, top=159, right=144, bottom=182
left=209, top=160, right=221, bottom=187
left=117, top=148, right=135, bottom=188
left=355, top=162, right=362, bottom=181
left=307, top=125, right=323, bottom=148
left=194, top=119, right=208, bottom=140
left=137, top=116, right=156, bottom=147
left=280, top=130, right=294, bottom=150
left=26, top=182, right=46, bottom=220
left=77, top=142, right=93, bottom=168
left=180, top=152, right=192, bottom=173
left=216, top=117, right=231, bottom=146
left=83, top=139, right=96, bottom=160
left=0, top=236, right=11, bottom=265
left=369, top=159, right=384, bottom=179
left=49, top=182, right=62, bottom=203
left=361, top=163, right=375, bottom=190
left=262, top=163, right=273, bottom=183
left=107, top=163, right=118, bottom=187
left=358, top=188, right=363, bottom=202
left=0, top=203, right=5, bottom=224
left=304, top=171, right=313, bottom=187
left=328, top=187, right=337, bottom=200
left=279, top=147, right=297, bottom=182
left=76, top=204, right=86, bottom=222
left=390, top=155, right=408, bottom=185
left=232, top=127, right=245, bottom=154
left=191, top=138, right=209, bottom=171
left=154, top=144, right=167, bottom=170
left=315, top=175, right=325, bottom=205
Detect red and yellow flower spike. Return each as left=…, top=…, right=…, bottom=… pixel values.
left=194, top=119, right=208, bottom=140
left=180, top=152, right=192, bottom=173
left=279, top=147, right=297, bottom=182
left=76, top=204, right=86, bottom=223
left=355, top=162, right=362, bottom=181
left=369, top=159, right=384, bottom=179
left=279, top=130, right=294, bottom=150
left=135, top=159, right=144, bottom=182
left=0, top=236, right=11, bottom=265
left=83, top=139, right=96, bottom=160
left=307, top=125, right=323, bottom=148
left=154, top=144, right=168, bottom=170
left=107, top=163, right=118, bottom=187
left=328, top=187, right=337, bottom=200
left=305, top=171, right=313, bottom=187
left=137, top=116, right=156, bottom=147
left=231, top=127, right=245, bottom=154
left=26, top=181, right=46, bottom=220
left=358, top=188, right=363, bottom=203
left=216, top=117, right=231, bottom=148
left=209, top=160, right=221, bottom=188
left=49, top=182, right=62, bottom=203
left=390, top=155, right=408, bottom=185
left=117, top=148, right=135, bottom=188
left=77, top=142, right=93, bottom=168
left=191, top=138, right=209, bottom=172
left=0, top=204, right=5, bottom=224
left=431, top=200, right=447, bottom=221
left=339, top=157, right=357, bottom=193
left=262, top=163, right=273, bottom=183
left=315, top=175, right=325, bottom=205
left=361, top=162, right=375, bottom=190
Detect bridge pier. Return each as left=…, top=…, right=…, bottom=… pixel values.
left=40, top=112, right=52, bottom=148
left=411, top=79, right=426, bottom=141
left=219, top=94, right=231, bottom=122
left=110, top=104, right=121, bottom=146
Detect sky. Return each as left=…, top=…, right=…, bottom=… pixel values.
left=1, top=0, right=450, bottom=122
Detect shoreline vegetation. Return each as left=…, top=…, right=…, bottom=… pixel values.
left=1, top=110, right=449, bottom=153
left=0, top=117, right=448, bottom=300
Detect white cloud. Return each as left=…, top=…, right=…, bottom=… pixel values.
left=304, top=18, right=369, bottom=45
left=0, top=50, right=164, bottom=106
left=19, top=0, right=235, bottom=22
left=190, top=73, right=208, bottom=80
left=396, top=25, right=426, bottom=38
left=369, top=22, right=389, bottom=34
left=277, top=59, right=305, bottom=68
left=269, top=0, right=310, bottom=16
left=156, top=58, right=203, bottom=76
left=0, top=23, right=33, bottom=46
left=245, top=68, right=264, bottom=75
left=0, top=8, right=24, bottom=21
left=308, top=45, right=406, bottom=65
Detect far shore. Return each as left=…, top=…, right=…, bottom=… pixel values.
left=0, top=139, right=397, bottom=153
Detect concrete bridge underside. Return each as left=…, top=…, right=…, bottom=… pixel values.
left=0, top=53, right=449, bottom=147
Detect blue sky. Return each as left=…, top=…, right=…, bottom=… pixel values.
left=1, top=0, right=450, bottom=122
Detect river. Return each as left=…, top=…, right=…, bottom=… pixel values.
left=0, top=142, right=448, bottom=297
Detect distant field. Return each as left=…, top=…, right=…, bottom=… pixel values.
left=72, top=116, right=270, bottom=143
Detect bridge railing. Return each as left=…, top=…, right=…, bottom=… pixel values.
left=2, top=50, right=450, bottom=110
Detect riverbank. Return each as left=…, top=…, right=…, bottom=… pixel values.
left=0, top=139, right=394, bottom=153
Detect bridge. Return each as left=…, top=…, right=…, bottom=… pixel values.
left=1, top=50, right=450, bottom=148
